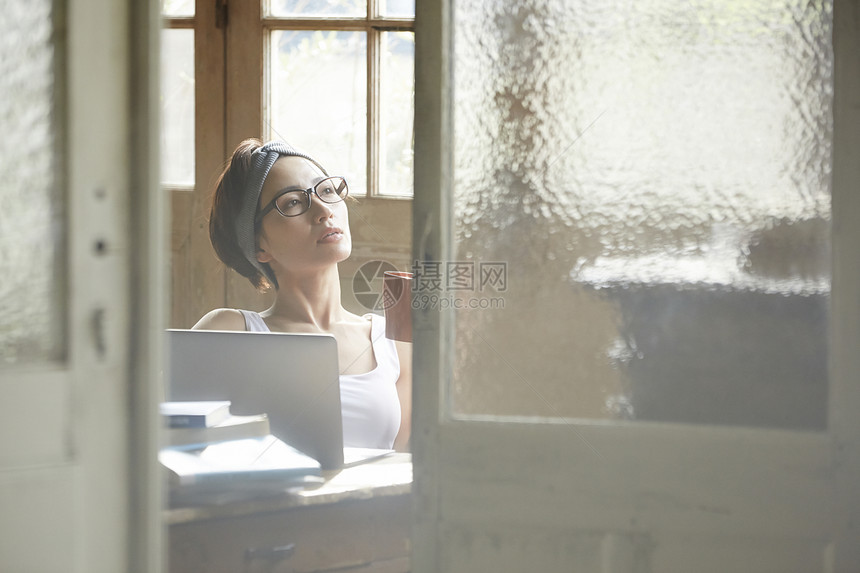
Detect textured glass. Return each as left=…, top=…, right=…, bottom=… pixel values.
left=382, top=0, right=414, bottom=18
left=0, top=0, right=65, bottom=365
left=380, top=31, right=414, bottom=196
left=160, top=29, right=195, bottom=186
left=449, top=0, right=832, bottom=430
left=270, top=30, right=367, bottom=194
left=161, top=0, right=194, bottom=17
left=269, top=0, right=366, bottom=17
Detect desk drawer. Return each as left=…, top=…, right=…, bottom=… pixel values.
left=169, top=495, right=411, bottom=573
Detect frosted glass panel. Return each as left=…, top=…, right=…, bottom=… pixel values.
left=450, top=0, right=832, bottom=429
left=270, top=31, right=367, bottom=194
left=0, top=0, right=65, bottom=365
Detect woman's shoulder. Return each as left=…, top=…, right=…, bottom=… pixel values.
left=191, top=308, right=247, bottom=331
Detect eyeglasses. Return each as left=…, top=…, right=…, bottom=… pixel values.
left=256, top=176, right=349, bottom=223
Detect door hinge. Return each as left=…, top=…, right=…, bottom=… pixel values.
left=215, top=0, right=228, bottom=29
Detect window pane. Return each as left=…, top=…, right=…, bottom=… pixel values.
left=162, top=0, right=194, bottom=17
left=448, top=0, right=832, bottom=430
left=269, top=30, right=367, bottom=194
left=160, top=29, right=195, bottom=187
left=381, top=0, right=414, bottom=18
left=380, top=31, right=414, bottom=197
left=269, top=0, right=366, bottom=18
left=0, top=0, right=65, bottom=365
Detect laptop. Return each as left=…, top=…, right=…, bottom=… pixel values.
left=166, top=329, right=393, bottom=470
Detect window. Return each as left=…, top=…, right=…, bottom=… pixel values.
left=264, top=1, right=415, bottom=197
left=162, top=0, right=415, bottom=327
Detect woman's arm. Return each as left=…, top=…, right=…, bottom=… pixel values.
left=191, top=308, right=247, bottom=331
left=393, top=340, right=412, bottom=452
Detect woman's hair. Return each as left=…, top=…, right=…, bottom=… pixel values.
left=208, top=138, right=277, bottom=291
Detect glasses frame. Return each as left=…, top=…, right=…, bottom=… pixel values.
left=255, top=176, right=349, bottom=224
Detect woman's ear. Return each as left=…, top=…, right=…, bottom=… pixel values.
left=256, top=237, right=273, bottom=264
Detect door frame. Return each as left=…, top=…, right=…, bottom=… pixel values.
left=411, top=0, right=860, bottom=570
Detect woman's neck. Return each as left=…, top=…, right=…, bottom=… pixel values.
left=263, top=265, right=345, bottom=331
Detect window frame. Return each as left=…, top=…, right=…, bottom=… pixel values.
left=261, top=0, right=415, bottom=198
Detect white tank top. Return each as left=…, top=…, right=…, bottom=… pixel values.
left=238, top=309, right=401, bottom=449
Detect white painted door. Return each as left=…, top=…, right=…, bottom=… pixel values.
left=412, top=1, right=860, bottom=571
left=0, top=0, right=162, bottom=571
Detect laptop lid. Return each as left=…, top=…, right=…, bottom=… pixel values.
left=166, top=329, right=345, bottom=470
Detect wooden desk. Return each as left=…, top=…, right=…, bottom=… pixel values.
left=166, top=453, right=412, bottom=573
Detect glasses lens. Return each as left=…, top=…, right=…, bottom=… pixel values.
left=316, top=177, right=348, bottom=203
left=275, top=190, right=310, bottom=217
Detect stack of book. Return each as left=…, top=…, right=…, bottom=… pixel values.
left=159, top=401, right=323, bottom=504
left=161, top=400, right=271, bottom=447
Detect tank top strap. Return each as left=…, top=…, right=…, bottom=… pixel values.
left=238, top=309, right=270, bottom=332
left=367, top=313, right=400, bottom=379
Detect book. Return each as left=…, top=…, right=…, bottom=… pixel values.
left=165, top=413, right=271, bottom=447
left=160, top=400, right=232, bottom=429
left=159, top=435, right=323, bottom=489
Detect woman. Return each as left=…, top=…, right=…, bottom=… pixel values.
left=193, top=139, right=411, bottom=451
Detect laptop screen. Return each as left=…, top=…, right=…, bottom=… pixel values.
left=166, top=329, right=345, bottom=469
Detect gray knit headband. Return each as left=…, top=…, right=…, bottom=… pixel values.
left=235, top=141, right=328, bottom=283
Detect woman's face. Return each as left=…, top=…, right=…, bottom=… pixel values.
left=255, top=156, right=352, bottom=275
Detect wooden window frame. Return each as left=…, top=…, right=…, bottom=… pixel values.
left=261, top=0, right=415, bottom=198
